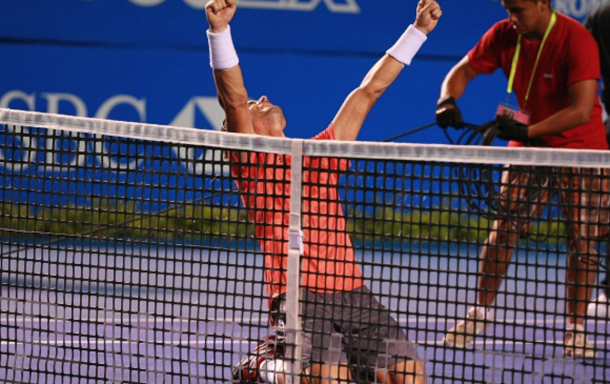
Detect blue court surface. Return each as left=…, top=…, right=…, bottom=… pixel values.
left=0, top=243, right=608, bottom=383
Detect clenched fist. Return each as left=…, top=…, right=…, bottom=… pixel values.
left=205, top=0, right=237, bottom=33
left=414, top=0, right=442, bottom=35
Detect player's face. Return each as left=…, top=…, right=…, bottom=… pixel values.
left=501, top=0, right=548, bottom=39
left=248, top=96, right=286, bottom=137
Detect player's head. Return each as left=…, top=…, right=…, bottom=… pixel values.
left=248, top=96, right=287, bottom=137
left=501, top=0, right=552, bottom=39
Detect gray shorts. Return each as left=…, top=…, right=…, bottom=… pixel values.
left=271, top=286, right=418, bottom=369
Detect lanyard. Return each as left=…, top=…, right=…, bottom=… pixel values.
left=506, top=11, right=557, bottom=103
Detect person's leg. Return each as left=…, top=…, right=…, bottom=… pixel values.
left=341, top=287, right=424, bottom=383
left=587, top=238, right=610, bottom=319
left=443, top=217, right=519, bottom=347
left=444, top=168, right=536, bottom=348
left=584, top=167, right=610, bottom=317
left=477, top=218, right=520, bottom=306
left=299, top=291, right=351, bottom=384
left=562, top=169, right=603, bottom=358
left=566, top=239, right=598, bottom=325
left=564, top=237, right=598, bottom=358
left=260, top=290, right=383, bottom=384
left=593, top=163, right=610, bottom=306
left=305, top=364, right=351, bottom=384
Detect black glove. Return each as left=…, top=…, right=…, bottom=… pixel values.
left=495, top=114, right=529, bottom=142
left=436, top=96, right=464, bottom=129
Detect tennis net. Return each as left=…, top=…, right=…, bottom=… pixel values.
left=0, top=108, right=609, bottom=384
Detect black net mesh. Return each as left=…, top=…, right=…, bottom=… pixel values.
left=1, top=111, right=609, bottom=383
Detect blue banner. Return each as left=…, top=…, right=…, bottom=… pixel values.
left=0, top=0, right=502, bottom=58
left=2, top=1, right=604, bottom=56
left=1, top=0, right=605, bottom=142
left=2, top=0, right=606, bottom=208
left=0, top=43, right=506, bottom=143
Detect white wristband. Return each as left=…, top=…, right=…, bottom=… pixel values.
left=386, top=25, right=427, bottom=66
left=207, top=25, right=239, bottom=70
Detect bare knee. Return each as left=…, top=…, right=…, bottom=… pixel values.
left=304, top=364, right=351, bottom=384
left=383, top=360, right=426, bottom=384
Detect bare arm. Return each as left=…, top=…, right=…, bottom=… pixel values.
left=206, top=0, right=254, bottom=135
left=439, top=55, right=479, bottom=101
left=213, top=65, right=254, bottom=135
left=527, top=79, right=599, bottom=138
left=332, top=55, right=405, bottom=141
left=332, top=0, right=442, bottom=142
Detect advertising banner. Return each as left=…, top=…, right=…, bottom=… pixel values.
left=0, top=43, right=505, bottom=142
left=3, top=1, right=604, bottom=56
left=0, top=0, right=508, bottom=57
left=2, top=0, right=603, bottom=206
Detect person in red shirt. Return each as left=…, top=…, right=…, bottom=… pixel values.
left=205, top=0, right=442, bottom=383
left=231, top=128, right=363, bottom=301
left=435, top=0, right=609, bottom=358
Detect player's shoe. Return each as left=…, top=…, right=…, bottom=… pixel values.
left=233, top=336, right=284, bottom=383
left=443, top=307, right=492, bottom=348
left=586, top=291, right=609, bottom=318
left=563, top=324, right=598, bottom=359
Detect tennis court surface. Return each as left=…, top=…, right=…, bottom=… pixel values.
left=1, top=108, right=609, bottom=383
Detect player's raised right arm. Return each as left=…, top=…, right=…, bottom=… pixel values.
left=206, top=0, right=254, bottom=135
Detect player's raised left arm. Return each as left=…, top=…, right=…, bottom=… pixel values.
left=332, top=0, right=442, bottom=142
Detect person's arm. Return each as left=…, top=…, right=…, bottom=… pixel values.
left=331, top=0, right=442, bottom=142
left=527, top=79, right=599, bottom=138
left=206, top=0, right=254, bottom=135
left=439, top=55, right=479, bottom=102
left=434, top=55, right=479, bottom=128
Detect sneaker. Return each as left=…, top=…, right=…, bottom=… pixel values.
left=587, top=292, right=609, bottom=318
left=563, top=324, right=598, bottom=358
left=444, top=307, right=491, bottom=348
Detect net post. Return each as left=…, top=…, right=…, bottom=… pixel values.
left=285, top=139, right=304, bottom=384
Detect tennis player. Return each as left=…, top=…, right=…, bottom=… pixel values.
left=205, top=0, right=441, bottom=382
left=435, top=0, right=609, bottom=358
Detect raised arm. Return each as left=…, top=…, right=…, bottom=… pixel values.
left=206, top=0, right=254, bottom=135
left=331, top=0, right=442, bottom=142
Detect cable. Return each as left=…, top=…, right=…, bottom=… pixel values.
left=380, top=122, right=437, bottom=142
